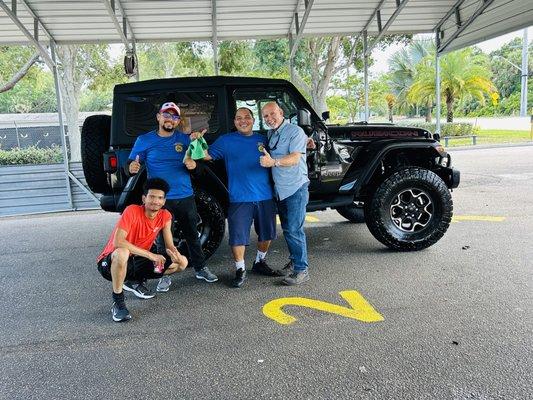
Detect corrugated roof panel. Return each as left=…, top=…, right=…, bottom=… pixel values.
left=442, top=0, right=533, bottom=52
left=0, top=0, right=530, bottom=51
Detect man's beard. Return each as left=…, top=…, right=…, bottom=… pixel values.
left=162, top=124, right=174, bottom=132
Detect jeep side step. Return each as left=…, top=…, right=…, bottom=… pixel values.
left=307, top=195, right=354, bottom=212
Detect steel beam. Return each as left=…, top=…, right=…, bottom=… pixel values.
left=289, top=0, right=315, bottom=59
left=520, top=28, right=528, bottom=117
left=50, top=41, right=73, bottom=210
left=0, top=0, right=55, bottom=68
left=102, top=0, right=132, bottom=49
left=437, top=0, right=495, bottom=54
left=365, top=0, right=410, bottom=56
left=211, top=0, right=219, bottom=75
left=363, top=30, right=369, bottom=121
left=434, top=0, right=466, bottom=32
left=435, top=32, right=441, bottom=134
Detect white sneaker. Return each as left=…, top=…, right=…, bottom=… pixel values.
left=156, top=276, right=171, bottom=292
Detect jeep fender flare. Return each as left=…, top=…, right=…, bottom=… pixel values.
left=341, top=140, right=441, bottom=196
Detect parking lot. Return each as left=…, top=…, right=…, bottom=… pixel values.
left=1, top=144, right=532, bottom=399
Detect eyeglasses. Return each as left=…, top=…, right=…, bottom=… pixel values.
left=161, top=112, right=180, bottom=121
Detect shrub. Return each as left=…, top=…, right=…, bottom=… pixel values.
left=0, top=145, right=63, bottom=165
left=397, top=121, right=475, bottom=136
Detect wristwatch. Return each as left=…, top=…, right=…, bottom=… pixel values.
left=274, top=159, right=281, bottom=168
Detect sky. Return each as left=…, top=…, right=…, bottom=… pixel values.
left=370, top=26, right=532, bottom=75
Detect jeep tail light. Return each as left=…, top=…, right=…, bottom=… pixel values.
left=103, top=152, right=118, bottom=173
left=108, top=155, right=117, bottom=169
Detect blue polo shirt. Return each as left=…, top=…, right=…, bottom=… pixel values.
left=267, top=120, right=309, bottom=200
left=129, top=130, right=193, bottom=200
left=208, top=131, right=273, bottom=203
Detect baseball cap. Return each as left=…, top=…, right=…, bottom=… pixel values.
left=159, top=102, right=180, bottom=116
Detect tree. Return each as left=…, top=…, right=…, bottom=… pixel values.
left=219, top=41, right=254, bottom=75
left=137, top=42, right=211, bottom=79
left=388, top=39, right=433, bottom=119
left=385, top=93, right=396, bottom=122
left=408, top=47, right=495, bottom=122
left=0, top=45, right=56, bottom=113
left=55, top=44, right=118, bottom=161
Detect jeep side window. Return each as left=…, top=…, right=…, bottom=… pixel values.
left=124, top=92, right=219, bottom=139
left=233, top=88, right=298, bottom=133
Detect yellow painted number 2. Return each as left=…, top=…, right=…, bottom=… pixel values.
left=262, top=290, right=384, bottom=325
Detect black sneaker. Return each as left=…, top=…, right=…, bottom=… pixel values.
left=111, top=300, right=132, bottom=322
left=123, top=281, right=155, bottom=299
left=232, top=268, right=246, bottom=288
left=251, top=259, right=282, bottom=276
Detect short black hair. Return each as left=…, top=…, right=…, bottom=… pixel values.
left=143, top=178, right=170, bottom=195
left=235, top=107, right=254, bottom=119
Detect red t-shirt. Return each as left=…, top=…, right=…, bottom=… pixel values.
left=97, top=205, right=172, bottom=262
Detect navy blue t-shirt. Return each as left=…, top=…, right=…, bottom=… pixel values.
left=209, top=132, right=273, bottom=203
left=129, top=130, right=193, bottom=199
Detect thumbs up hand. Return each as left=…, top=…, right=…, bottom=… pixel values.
left=260, top=148, right=275, bottom=168
left=129, top=155, right=141, bottom=174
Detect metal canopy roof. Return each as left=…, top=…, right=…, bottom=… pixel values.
left=0, top=0, right=532, bottom=55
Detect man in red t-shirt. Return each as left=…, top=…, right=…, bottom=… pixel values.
left=97, top=178, right=188, bottom=322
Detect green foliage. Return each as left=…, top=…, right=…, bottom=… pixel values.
left=0, top=145, right=63, bottom=165
left=398, top=121, right=476, bottom=136
left=388, top=39, right=434, bottom=114
left=137, top=42, right=211, bottom=79
left=0, top=45, right=56, bottom=113
left=489, top=38, right=533, bottom=98
left=408, top=47, right=495, bottom=122
left=219, top=41, right=254, bottom=75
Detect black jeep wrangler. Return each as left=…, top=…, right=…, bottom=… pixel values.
left=81, top=76, right=460, bottom=257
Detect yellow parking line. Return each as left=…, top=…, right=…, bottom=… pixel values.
left=452, top=215, right=506, bottom=222
left=275, top=214, right=320, bottom=225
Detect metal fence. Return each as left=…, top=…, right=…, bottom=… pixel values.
left=0, top=162, right=100, bottom=217
left=0, top=125, right=65, bottom=150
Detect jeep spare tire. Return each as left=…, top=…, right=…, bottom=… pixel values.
left=81, top=115, right=111, bottom=194
left=174, top=190, right=226, bottom=260
left=365, top=167, right=453, bottom=251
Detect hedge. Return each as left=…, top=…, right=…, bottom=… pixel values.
left=0, top=145, right=63, bottom=165
left=397, top=122, right=478, bottom=136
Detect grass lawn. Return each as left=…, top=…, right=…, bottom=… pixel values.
left=444, top=129, right=533, bottom=147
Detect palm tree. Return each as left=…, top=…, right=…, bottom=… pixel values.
left=388, top=39, right=434, bottom=120
left=408, top=48, right=494, bottom=122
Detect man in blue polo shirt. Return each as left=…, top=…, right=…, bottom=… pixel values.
left=260, top=102, right=310, bottom=285
left=185, top=107, right=278, bottom=288
left=127, top=102, right=218, bottom=296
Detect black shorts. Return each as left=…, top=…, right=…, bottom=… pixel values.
left=97, top=252, right=172, bottom=282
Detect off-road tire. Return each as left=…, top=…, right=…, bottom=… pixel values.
left=174, top=190, right=225, bottom=260
left=81, top=115, right=111, bottom=194
left=364, top=167, right=453, bottom=251
left=336, top=203, right=365, bottom=223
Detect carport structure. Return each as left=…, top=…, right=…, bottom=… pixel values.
left=0, top=0, right=532, bottom=214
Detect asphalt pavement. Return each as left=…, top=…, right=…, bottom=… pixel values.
left=1, top=144, right=532, bottom=400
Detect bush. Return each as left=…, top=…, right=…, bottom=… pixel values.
left=0, top=145, right=63, bottom=165
left=397, top=121, right=475, bottom=136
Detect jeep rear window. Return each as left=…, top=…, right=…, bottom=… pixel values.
left=233, top=89, right=298, bottom=132
left=123, top=92, right=219, bottom=137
